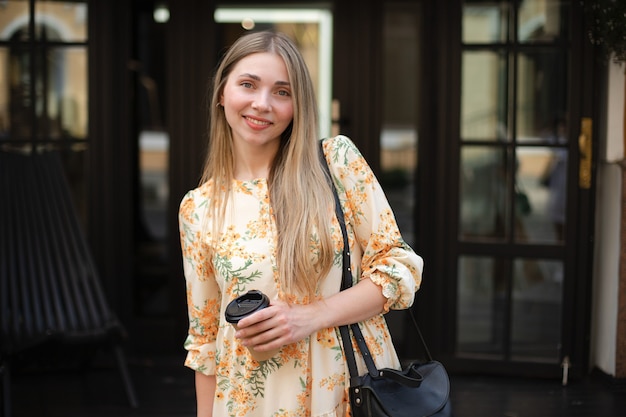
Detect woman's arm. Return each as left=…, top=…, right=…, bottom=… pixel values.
left=179, top=189, right=220, bottom=414
left=314, top=277, right=387, bottom=327
left=195, top=372, right=216, bottom=417
left=326, top=135, right=423, bottom=312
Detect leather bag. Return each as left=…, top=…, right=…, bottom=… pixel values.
left=341, top=320, right=453, bottom=417
left=349, top=362, right=452, bottom=417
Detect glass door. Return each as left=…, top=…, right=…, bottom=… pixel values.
left=378, top=1, right=423, bottom=359
left=380, top=2, right=421, bottom=248
left=456, top=0, right=586, bottom=375
left=133, top=0, right=170, bottom=319
left=0, top=0, right=88, bottom=220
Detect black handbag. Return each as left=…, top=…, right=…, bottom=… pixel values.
left=338, top=321, right=452, bottom=417
left=319, top=140, right=453, bottom=417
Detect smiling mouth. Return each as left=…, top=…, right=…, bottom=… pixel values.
left=245, top=116, right=271, bottom=126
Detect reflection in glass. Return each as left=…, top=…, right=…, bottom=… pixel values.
left=134, top=4, right=169, bottom=317
left=0, top=46, right=33, bottom=140
left=518, top=0, right=568, bottom=43
left=457, top=256, right=505, bottom=358
left=139, top=130, right=169, bottom=241
left=460, top=146, right=508, bottom=240
left=463, top=2, right=509, bottom=44
left=515, top=146, right=567, bottom=243
left=7, top=44, right=34, bottom=141
left=0, top=1, right=29, bottom=41
left=461, top=51, right=508, bottom=141
left=517, top=50, right=568, bottom=143
left=381, top=6, right=419, bottom=246
left=36, top=47, right=87, bottom=139
left=0, top=1, right=88, bottom=42
left=511, top=258, right=562, bottom=361
left=35, top=1, right=88, bottom=42
left=0, top=2, right=87, bottom=142
left=457, top=255, right=563, bottom=361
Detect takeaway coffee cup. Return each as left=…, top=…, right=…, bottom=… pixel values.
left=225, top=290, right=277, bottom=361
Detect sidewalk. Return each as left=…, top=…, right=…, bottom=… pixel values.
left=6, top=354, right=626, bottom=417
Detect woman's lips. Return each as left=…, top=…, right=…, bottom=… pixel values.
left=244, top=116, right=272, bottom=128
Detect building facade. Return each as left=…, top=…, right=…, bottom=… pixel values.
left=2, top=0, right=623, bottom=382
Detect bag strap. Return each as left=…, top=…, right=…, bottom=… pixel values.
left=319, top=140, right=373, bottom=380
left=318, top=139, right=433, bottom=381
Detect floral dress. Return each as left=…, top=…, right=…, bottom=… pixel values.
left=179, top=135, right=424, bottom=417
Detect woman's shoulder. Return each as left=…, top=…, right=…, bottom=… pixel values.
left=323, top=134, right=357, bottom=149
left=182, top=180, right=212, bottom=201
left=322, top=135, right=364, bottom=161
left=179, top=181, right=212, bottom=218
left=322, top=135, right=378, bottom=189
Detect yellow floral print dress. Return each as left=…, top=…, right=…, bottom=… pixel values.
left=179, top=135, right=423, bottom=417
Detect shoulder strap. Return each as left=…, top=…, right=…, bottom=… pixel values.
left=318, top=140, right=351, bottom=292
left=317, top=139, right=433, bottom=380
left=318, top=140, right=379, bottom=379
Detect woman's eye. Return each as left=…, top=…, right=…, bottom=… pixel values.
left=241, top=82, right=253, bottom=88
left=277, top=89, right=291, bottom=97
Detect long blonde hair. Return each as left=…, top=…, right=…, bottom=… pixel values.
left=201, top=31, right=335, bottom=300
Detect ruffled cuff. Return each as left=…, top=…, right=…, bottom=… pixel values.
left=367, top=270, right=415, bottom=313
left=183, top=335, right=216, bottom=375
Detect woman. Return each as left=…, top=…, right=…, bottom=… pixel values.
left=179, top=30, right=423, bottom=417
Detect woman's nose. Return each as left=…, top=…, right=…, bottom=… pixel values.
left=251, top=91, right=272, bottom=111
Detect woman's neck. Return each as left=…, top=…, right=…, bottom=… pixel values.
left=233, top=145, right=277, bottom=181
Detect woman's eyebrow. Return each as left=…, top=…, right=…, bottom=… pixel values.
left=238, top=73, right=290, bottom=86
left=238, top=72, right=261, bottom=81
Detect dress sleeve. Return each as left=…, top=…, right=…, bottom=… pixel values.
left=179, top=188, right=221, bottom=375
left=323, top=135, right=424, bottom=312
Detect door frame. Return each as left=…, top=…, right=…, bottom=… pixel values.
left=427, top=0, right=597, bottom=379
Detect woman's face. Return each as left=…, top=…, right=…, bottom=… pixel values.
left=221, top=52, right=294, bottom=151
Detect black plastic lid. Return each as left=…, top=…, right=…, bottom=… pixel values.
left=224, top=290, right=270, bottom=324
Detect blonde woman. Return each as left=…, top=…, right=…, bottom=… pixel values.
left=179, top=30, right=423, bottom=417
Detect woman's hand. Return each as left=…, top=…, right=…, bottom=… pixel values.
left=234, top=278, right=387, bottom=352
left=234, top=299, right=319, bottom=352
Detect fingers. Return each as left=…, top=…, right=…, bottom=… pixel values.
left=234, top=302, right=303, bottom=350
left=236, top=320, right=285, bottom=352
left=236, top=301, right=283, bottom=329
left=242, top=327, right=285, bottom=351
